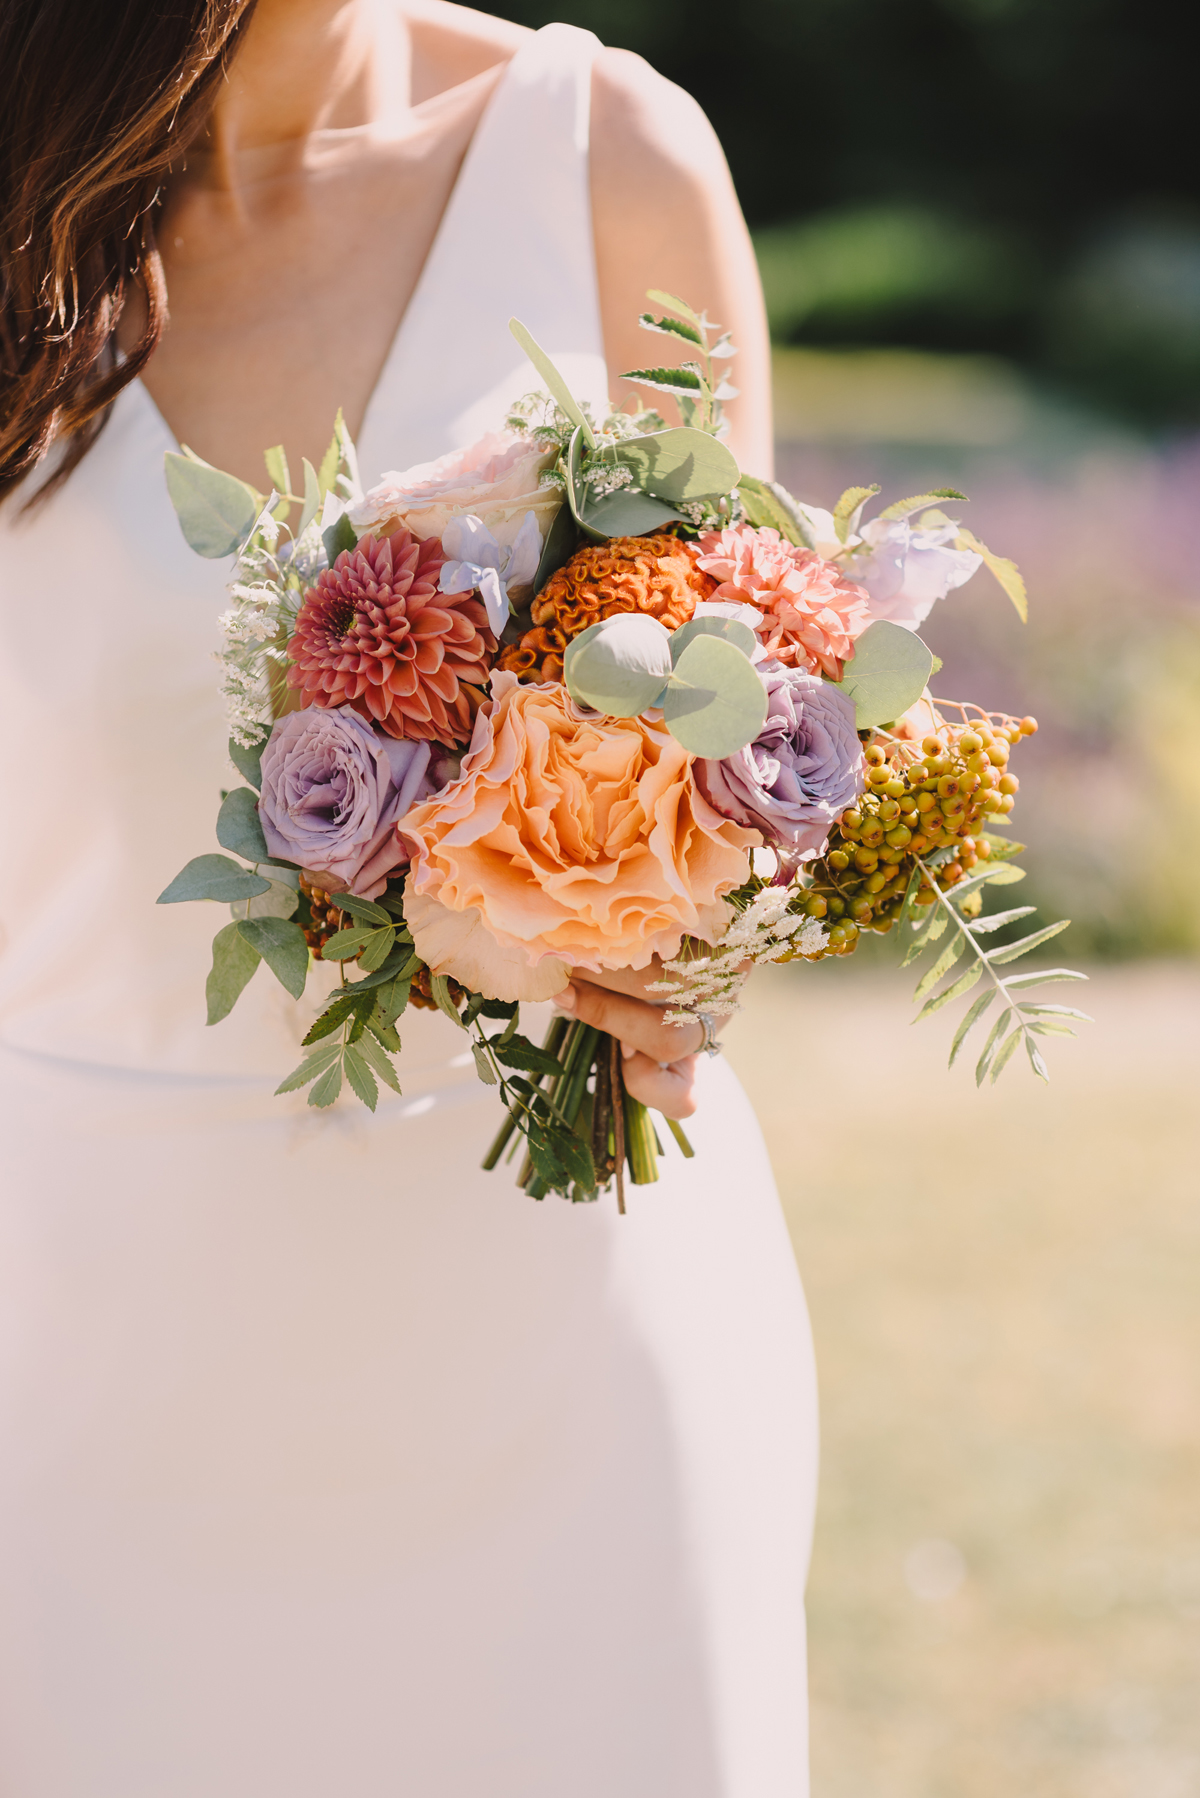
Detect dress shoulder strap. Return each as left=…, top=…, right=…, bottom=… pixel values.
left=358, top=23, right=609, bottom=476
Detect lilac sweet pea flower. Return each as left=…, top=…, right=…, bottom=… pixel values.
left=259, top=706, right=436, bottom=899
left=853, top=515, right=981, bottom=630
left=439, top=510, right=543, bottom=635
left=696, top=661, right=864, bottom=868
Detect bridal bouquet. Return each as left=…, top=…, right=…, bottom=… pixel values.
left=159, top=293, right=1087, bottom=1206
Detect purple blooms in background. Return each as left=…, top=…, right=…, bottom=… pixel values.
left=259, top=706, right=437, bottom=898
left=696, top=660, right=864, bottom=864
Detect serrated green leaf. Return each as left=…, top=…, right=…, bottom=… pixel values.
left=969, top=905, right=1037, bottom=934
left=356, top=926, right=398, bottom=973
left=216, top=786, right=270, bottom=864
left=645, top=288, right=705, bottom=330
left=228, top=734, right=267, bottom=791
left=376, top=974, right=412, bottom=1029
left=552, top=1125, right=597, bottom=1194
left=509, top=318, right=596, bottom=447
left=990, top=1027, right=1024, bottom=1082
left=878, top=488, right=968, bottom=521
left=164, top=452, right=258, bottom=558
left=981, top=833, right=1026, bottom=860
left=357, top=1028, right=402, bottom=1092
left=264, top=444, right=291, bottom=499
left=158, top=854, right=271, bottom=905
left=915, top=960, right=980, bottom=1020
left=206, top=921, right=260, bottom=1024
left=926, top=909, right=949, bottom=943
left=956, top=527, right=1028, bottom=622
left=619, top=364, right=705, bottom=396
left=988, top=919, right=1071, bottom=965
left=493, top=1035, right=566, bottom=1078
left=662, top=633, right=768, bottom=757
left=320, top=926, right=375, bottom=961
left=1025, top=1021, right=1076, bottom=1037
left=236, top=916, right=308, bottom=998
left=1019, top=1003, right=1093, bottom=1021
left=913, top=934, right=963, bottom=1002
left=332, top=894, right=392, bottom=927
left=317, top=424, right=341, bottom=500
left=982, top=862, right=1027, bottom=886
left=1024, top=1035, right=1051, bottom=1079
left=949, top=988, right=996, bottom=1066
left=638, top=310, right=704, bottom=346
left=308, top=1055, right=344, bottom=1108
left=343, top=1043, right=378, bottom=1110
left=351, top=946, right=419, bottom=991
left=833, top=484, right=880, bottom=542
left=976, top=1009, right=1014, bottom=1085
left=900, top=918, right=935, bottom=967
left=838, top=620, right=934, bottom=729
left=1002, top=967, right=1088, bottom=990
left=274, top=1041, right=342, bottom=1095
left=430, top=973, right=465, bottom=1027
left=302, top=986, right=375, bottom=1045
left=473, top=1041, right=499, bottom=1084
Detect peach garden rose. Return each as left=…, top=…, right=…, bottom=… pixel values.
left=349, top=431, right=562, bottom=568
left=400, top=672, right=759, bottom=1002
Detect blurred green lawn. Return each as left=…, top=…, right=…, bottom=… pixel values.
left=724, top=957, right=1200, bottom=1798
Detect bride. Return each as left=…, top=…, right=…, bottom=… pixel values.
left=0, top=2, right=819, bottom=1791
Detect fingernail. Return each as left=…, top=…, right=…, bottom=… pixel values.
left=620, top=1040, right=635, bottom=1059
left=557, top=984, right=577, bottom=1012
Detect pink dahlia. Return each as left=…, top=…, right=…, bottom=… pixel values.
left=287, top=526, right=495, bottom=746
left=694, top=524, right=872, bottom=680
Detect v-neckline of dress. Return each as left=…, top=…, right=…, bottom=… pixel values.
left=130, top=43, right=526, bottom=467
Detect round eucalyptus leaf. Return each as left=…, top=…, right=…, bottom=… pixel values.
left=578, top=487, right=685, bottom=540
left=564, top=615, right=673, bottom=717
left=838, top=620, right=934, bottom=728
left=670, top=614, right=758, bottom=662
left=615, top=428, right=740, bottom=503
left=661, top=635, right=768, bottom=757
left=164, top=453, right=258, bottom=559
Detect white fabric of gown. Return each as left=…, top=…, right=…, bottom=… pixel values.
left=0, top=25, right=818, bottom=1796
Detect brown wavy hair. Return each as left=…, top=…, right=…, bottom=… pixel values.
left=0, top=0, right=257, bottom=507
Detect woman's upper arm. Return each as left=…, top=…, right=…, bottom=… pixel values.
left=589, top=47, right=773, bottom=477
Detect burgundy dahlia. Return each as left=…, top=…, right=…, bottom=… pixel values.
left=287, top=526, right=495, bottom=745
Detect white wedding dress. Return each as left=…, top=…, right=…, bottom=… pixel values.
left=0, top=25, right=818, bottom=1796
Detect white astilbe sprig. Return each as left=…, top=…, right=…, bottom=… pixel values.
left=648, top=884, right=828, bottom=1025
left=216, top=513, right=326, bottom=747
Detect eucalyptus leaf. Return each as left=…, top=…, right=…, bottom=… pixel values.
left=529, top=500, right=579, bottom=600
left=206, top=922, right=261, bottom=1025
left=579, top=487, right=685, bottom=539
left=157, top=854, right=271, bottom=905
left=216, top=787, right=270, bottom=864
left=670, top=614, right=758, bottom=661
left=838, top=621, right=934, bottom=729
left=614, top=428, right=739, bottom=503
left=230, top=878, right=299, bottom=922
left=164, top=453, right=259, bottom=559
left=661, top=634, right=768, bottom=757
left=228, top=734, right=266, bottom=791
left=236, top=916, right=309, bottom=998
left=564, top=615, right=673, bottom=717
left=509, top=319, right=596, bottom=447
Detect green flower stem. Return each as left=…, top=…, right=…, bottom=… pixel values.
left=664, top=1117, right=695, bottom=1158
left=524, top=1023, right=601, bottom=1199
left=622, top=1089, right=660, bottom=1186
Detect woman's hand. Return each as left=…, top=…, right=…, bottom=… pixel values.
left=556, top=963, right=720, bottom=1120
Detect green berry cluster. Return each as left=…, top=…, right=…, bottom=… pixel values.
left=791, top=708, right=1038, bottom=957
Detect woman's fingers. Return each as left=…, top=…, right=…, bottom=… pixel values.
left=560, top=979, right=703, bottom=1063
left=620, top=1050, right=700, bottom=1119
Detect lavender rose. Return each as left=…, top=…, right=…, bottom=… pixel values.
left=259, top=706, right=436, bottom=899
left=696, top=661, right=864, bottom=864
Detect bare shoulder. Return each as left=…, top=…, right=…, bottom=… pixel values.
left=590, top=46, right=731, bottom=209
left=403, top=1, right=531, bottom=103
